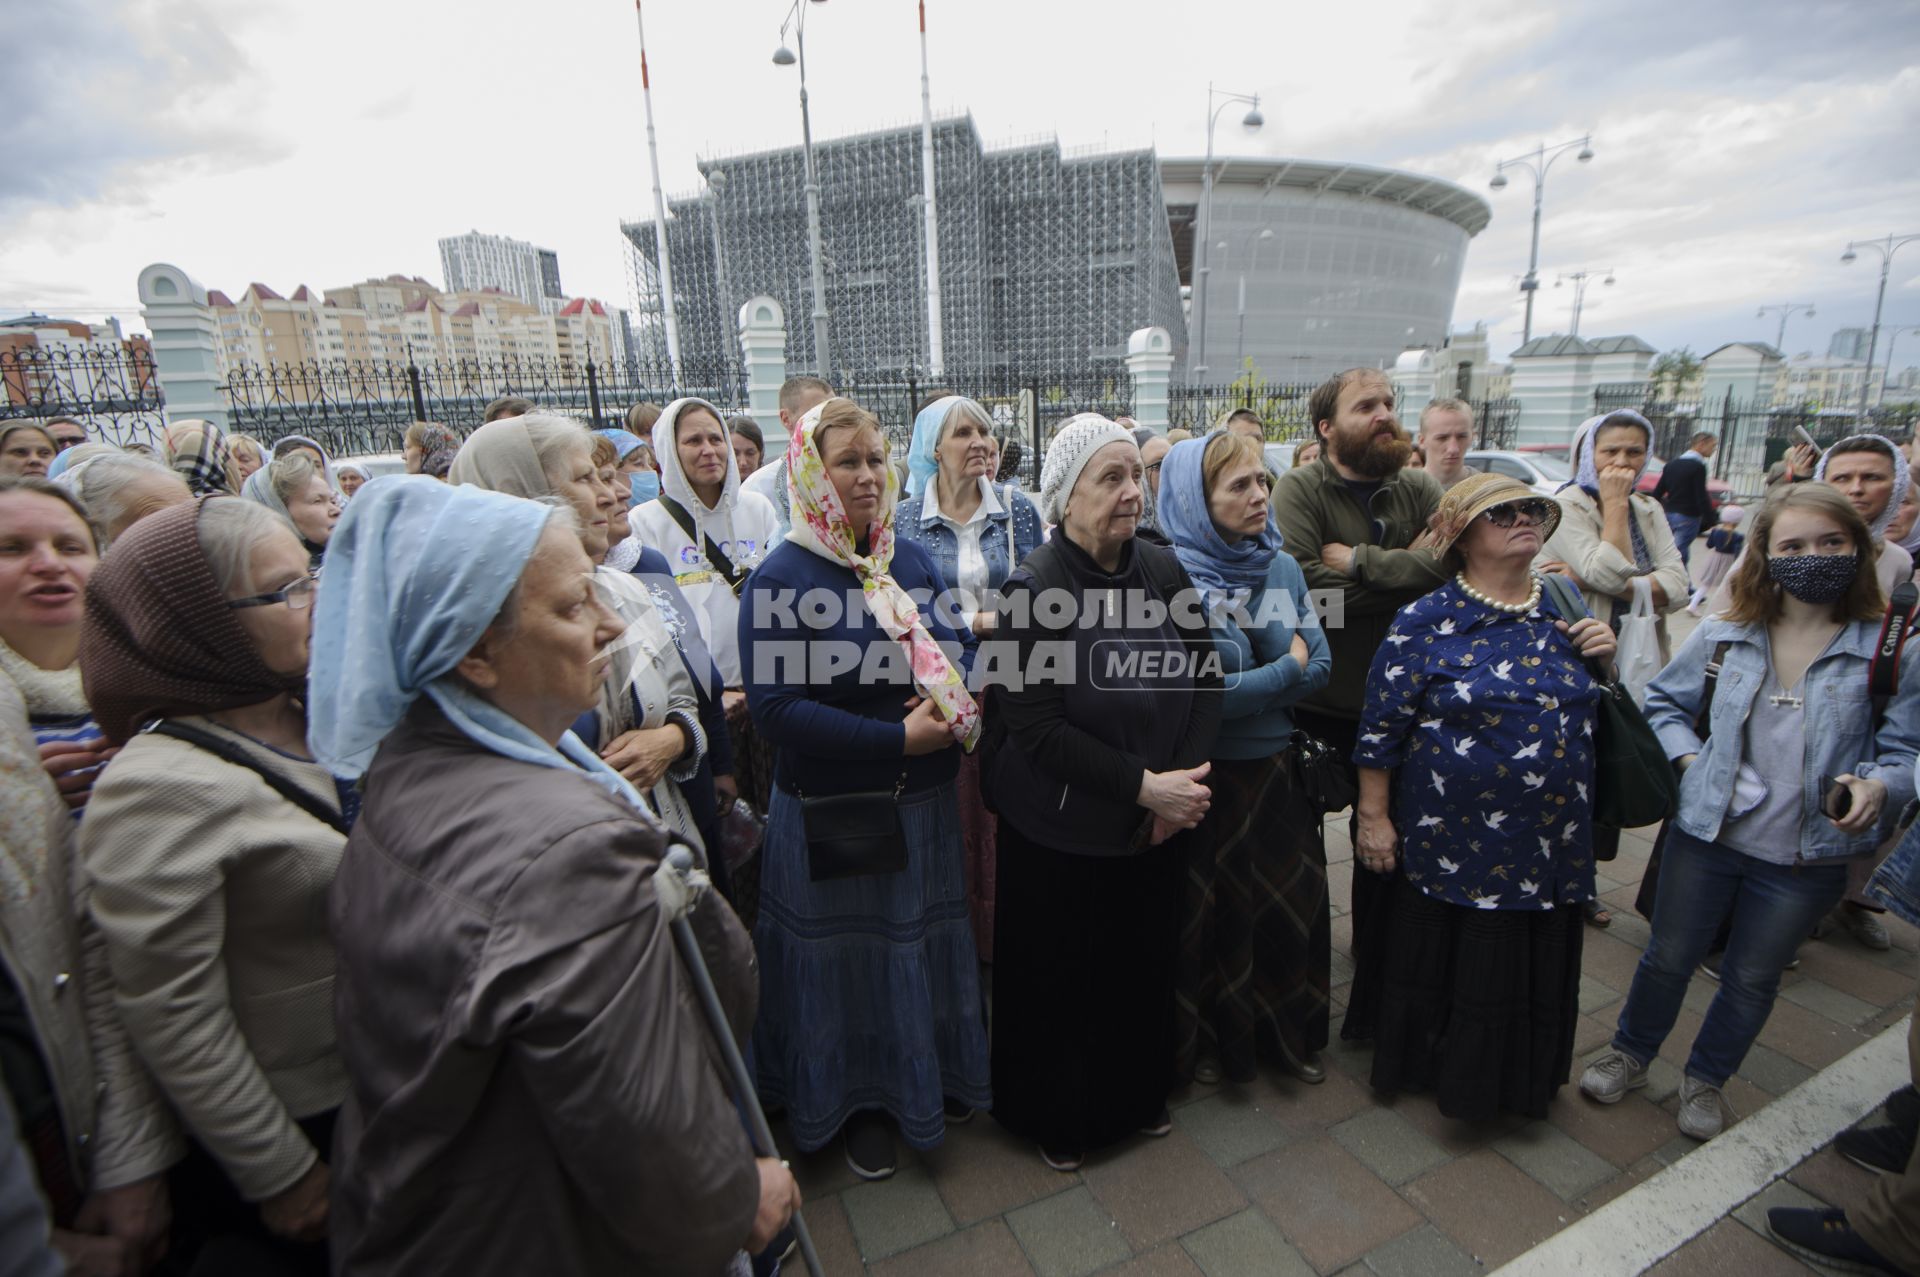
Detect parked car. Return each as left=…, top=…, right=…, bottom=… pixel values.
left=1462, top=450, right=1570, bottom=497
left=1263, top=442, right=1297, bottom=476
left=342, top=451, right=408, bottom=480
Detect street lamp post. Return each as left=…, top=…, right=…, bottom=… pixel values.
left=633, top=0, right=682, bottom=379
left=1554, top=268, right=1614, bottom=337
left=1841, top=233, right=1920, bottom=416
left=1756, top=301, right=1816, bottom=354
left=916, top=0, right=944, bottom=377
left=774, top=0, right=832, bottom=377
left=1218, top=227, right=1274, bottom=372
left=1489, top=135, right=1594, bottom=345
left=703, top=167, right=738, bottom=396
left=1193, top=84, right=1264, bottom=381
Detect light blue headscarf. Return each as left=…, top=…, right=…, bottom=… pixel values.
left=905, top=395, right=991, bottom=503
left=1158, top=431, right=1285, bottom=613
left=307, top=475, right=647, bottom=811
left=594, top=428, right=646, bottom=462
left=593, top=428, right=658, bottom=507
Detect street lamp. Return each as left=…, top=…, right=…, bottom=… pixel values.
left=633, top=0, right=682, bottom=379
left=1193, top=84, right=1264, bottom=381
left=1841, top=232, right=1920, bottom=416
left=1215, top=227, right=1274, bottom=372
left=703, top=167, right=738, bottom=396
left=1756, top=301, right=1816, bottom=354
left=1490, top=135, right=1594, bottom=344
left=773, top=0, right=832, bottom=377
left=1553, top=268, right=1613, bottom=337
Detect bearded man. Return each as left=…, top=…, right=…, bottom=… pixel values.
left=1271, top=368, right=1446, bottom=1040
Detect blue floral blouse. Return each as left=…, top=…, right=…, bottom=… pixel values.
left=1352, top=577, right=1603, bottom=911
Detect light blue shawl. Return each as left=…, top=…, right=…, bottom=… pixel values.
left=307, top=475, right=647, bottom=810
left=905, top=395, right=991, bottom=503
left=1158, top=431, right=1284, bottom=613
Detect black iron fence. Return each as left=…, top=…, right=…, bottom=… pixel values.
left=221, top=353, right=745, bottom=457
left=1169, top=378, right=1520, bottom=450
left=1593, top=383, right=1920, bottom=496
left=0, top=346, right=166, bottom=448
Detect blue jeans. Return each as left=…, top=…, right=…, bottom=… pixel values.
left=1613, top=830, right=1847, bottom=1086
left=1666, top=512, right=1702, bottom=568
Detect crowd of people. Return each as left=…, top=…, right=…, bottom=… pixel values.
left=1, top=369, right=1918, bottom=1275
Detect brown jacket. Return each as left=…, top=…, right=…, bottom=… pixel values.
left=327, top=700, right=760, bottom=1277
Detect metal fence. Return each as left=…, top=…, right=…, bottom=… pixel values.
left=1169, top=378, right=1520, bottom=450
left=0, top=346, right=166, bottom=448
left=221, top=353, right=746, bottom=457
left=1593, top=383, right=1920, bottom=497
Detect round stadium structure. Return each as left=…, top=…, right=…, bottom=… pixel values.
left=1159, top=157, right=1492, bottom=383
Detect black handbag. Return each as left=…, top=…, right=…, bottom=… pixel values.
left=1540, top=575, right=1678, bottom=831
left=798, top=775, right=908, bottom=882
left=1288, top=730, right=1357, bottom=815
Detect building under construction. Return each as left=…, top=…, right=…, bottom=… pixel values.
left=622, top=116, right=1189, bottom=379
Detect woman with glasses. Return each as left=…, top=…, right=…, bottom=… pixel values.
left=78, top=497, right=352, bottom=1274
left=1538, top=410, right=1689, bottom=924
left=1349, top=473, right=1616, bottom=1122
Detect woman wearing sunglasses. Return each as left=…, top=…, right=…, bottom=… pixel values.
left=1350, top=473, right=1616, bottom=1122
left=1538, top=410, right=1690, bottom=924
left=79, top=497, right=353, bottom=1273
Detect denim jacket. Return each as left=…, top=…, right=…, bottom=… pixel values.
left=895, top=482, right=1044, bottom=606
left=1645, top=615, right=1920, bottom=861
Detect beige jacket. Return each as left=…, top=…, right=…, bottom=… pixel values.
left=1539, top=488, right=1690, bottom=661
left=0, top=676, right=181, bottom=1192
left=80, top=717, right=347, bottom=1202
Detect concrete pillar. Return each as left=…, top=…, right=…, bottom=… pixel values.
left=738, top=295, right=789, bottom=450
left=1510, top=348, right=1594, bottom=448
left=138, top=263, right=229, bottom=429
left=1391, top=348, right=1439, bottom=425
left=1125, top=326, right=1176, bottom=431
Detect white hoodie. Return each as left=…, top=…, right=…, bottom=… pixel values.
left=632, top=398, right=778, bottom=686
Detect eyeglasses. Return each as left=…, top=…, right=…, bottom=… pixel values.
left=1480, top=498, right=1554, bottom=528
left=227, top=575, right=317, bottom=611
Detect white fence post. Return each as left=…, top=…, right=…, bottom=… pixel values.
left=739, top=295, right=789, bottom=452
left=1126, top=326, right=1175, bottom=431
left=138, top=263, right=230, bottom=429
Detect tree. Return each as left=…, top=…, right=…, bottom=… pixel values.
left=1648, top=347, right=1702, bottom=403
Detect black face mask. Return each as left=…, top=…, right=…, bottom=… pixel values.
left=1766, top=552, right=1860, bottom=604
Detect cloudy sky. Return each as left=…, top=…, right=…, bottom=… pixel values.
left=7, top=0, right=1918, bottom=368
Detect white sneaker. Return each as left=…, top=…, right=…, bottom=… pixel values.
left=1579, top=1048, right=1649, bottom=1104
left=1678, top=1076, right=1727, bottom=1140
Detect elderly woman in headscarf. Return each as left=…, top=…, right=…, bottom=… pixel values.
left=595, top=428, right=662, bottom=572
left=333, top=461, right=370, bottom=502
left=225, top=434, right=267, bottom=485
left=44, top=440, right=114, bottom=483
left=401, top=420, right=459, bottom=481
left=895, top=394, right=1043, bottom=960
left=59, top=452, right=193, bottom=550
left=987, top=414, right=1223, bottom=1171
left=451, top=413, right=710, bottom=855
left=243, top=453, right=340, bottom=572
left=1158, top=430, right=1333, bottom=1088
left=79, top=496, right=353, bottom=1271
left=159, top=419, right=238, bottom=496
left=738, top=397, right=989, bottom=1182
left=308, top=477, right=794, bottom=1276
left=1352, top=473, right=1615, bottom=1121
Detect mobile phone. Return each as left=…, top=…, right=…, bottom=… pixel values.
left=1793, top=426, right=1821, bottom=453
left=1820, top=774, right=1852, bottom=821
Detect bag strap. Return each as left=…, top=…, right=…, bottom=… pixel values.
left=145, top=720, right=350, bottom=836
left=1695, top=640, right=1731, bottom=741
left=1870, top=581, right=1918, bottom=726
left=659, top=496, right=748, bottom=594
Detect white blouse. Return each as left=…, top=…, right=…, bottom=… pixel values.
left=923, top=477, right=1004, bottom=612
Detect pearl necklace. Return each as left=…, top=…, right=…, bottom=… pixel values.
left=1456, top=571, right=1541, bottom=614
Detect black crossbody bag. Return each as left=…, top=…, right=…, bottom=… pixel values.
left=659, top=497, right=750, bottom=598
left=795, top=772, right=909, bottom=882
left=144, top=720, right=350, bottom=836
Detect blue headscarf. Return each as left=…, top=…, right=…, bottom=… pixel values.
left=1157, top=431, right=1285, bottom=613
left=594, top=428, right=658, bottom=507
left=307, top=475, right=648, bottom=811
left=594, top=428, right=647, bottom=463
left=905, top=395, right=989, bottom=503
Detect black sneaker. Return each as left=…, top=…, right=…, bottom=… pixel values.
left=1837, top=1123, right=1916, bottom=1176
left=1039, top=1143, right=1084, bottom=1172
left=1886, top=1085, right=1920, bottom=1139
left=843, top=1111, right=896, bottom=1181
left=1139, top=1108, right=1173, bottom=1137
left=943, top=1097, right=974, bottom=1125
left=1766, top=1206, right=1906, bottom=1274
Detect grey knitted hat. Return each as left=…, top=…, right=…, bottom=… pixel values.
left=1039, top=413, right=1138, bottom=524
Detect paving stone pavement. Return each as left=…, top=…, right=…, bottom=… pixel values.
left=767, top=806, right=1920, bottom=1275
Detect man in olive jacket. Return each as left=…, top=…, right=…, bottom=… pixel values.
left=1271, top=368, right=1445, bottom=1038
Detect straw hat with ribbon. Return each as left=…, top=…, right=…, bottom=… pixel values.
left=1424, top=471, right=1561, bottom=567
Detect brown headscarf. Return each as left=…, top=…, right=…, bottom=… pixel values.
left=79, top=497, right=304, bottom=744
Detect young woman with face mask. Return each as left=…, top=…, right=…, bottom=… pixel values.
left=1581, top=484, right=1920, bottom=1144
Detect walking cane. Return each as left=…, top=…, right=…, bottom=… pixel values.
left=656, top=846, right=825, bottom=1277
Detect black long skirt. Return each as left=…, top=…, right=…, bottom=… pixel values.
left=1367, top=876, right=1585, bottom=1121
left=1174, top=752, right=1330, bottom=1082
left=990, top=820, right=1180, bottom=1152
